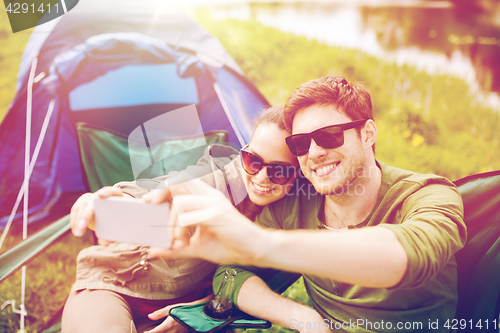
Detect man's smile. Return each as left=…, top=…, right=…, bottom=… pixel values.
left=312, top=161, right=340, bottom=177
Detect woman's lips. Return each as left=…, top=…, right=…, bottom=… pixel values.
left=252, top=181, right=273, bottom=194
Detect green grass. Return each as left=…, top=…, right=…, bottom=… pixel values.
left=0, top=230, right=93, bottom=333
left=1, top=8, right=500, bottom=333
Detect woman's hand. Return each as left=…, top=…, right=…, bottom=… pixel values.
left=69, top=186, right=127, bottom=238
left=144, top=316, right=188, bottom=333
left=144, top=294, right=213, bottom=333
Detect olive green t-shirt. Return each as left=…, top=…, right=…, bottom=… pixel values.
left=214, top=161, right=466, bottom=332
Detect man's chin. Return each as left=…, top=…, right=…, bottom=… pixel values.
left=312, top=182, right=345, bottom=196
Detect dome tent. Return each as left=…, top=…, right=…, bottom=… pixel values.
left=0, top=0, right=269, bottom=232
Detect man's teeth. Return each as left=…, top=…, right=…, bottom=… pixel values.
left=254, top=183, right=272, bottom=192
left=315, top=163, right=339, bottom=175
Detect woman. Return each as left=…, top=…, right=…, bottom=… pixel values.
left=62, top=106, right=321, bottom=333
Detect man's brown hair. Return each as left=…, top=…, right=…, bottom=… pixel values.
left=284, top=76, right=373, bottom=131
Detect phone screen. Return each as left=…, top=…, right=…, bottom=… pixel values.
left=94, top=196, right=171, bottom=248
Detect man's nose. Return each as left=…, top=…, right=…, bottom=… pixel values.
left=307, top=139, right=328, bottom=160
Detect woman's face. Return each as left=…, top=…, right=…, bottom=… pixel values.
left=242, top=122, right=299, bottom=206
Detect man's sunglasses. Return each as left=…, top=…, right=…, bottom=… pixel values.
left=240, top=146, right=297, bottom=185
left=285, top=119, right=368, bottom=156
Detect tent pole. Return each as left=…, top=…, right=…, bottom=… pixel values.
left=21, top=54, right=37, bottom=333
left=0, top=99, right=55, bottom=250
left=0, top=75, right=55, bottom=333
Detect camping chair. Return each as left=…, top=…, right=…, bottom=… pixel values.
left=75, top=122, right=230, bottom=192
left=0, top=121, right=230, bottom=331
left=454, top=171, right=500, bottom=332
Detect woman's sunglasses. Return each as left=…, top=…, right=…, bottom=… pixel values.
left=285, top=119, right=368, bottom=156
left=240, top=146, right=297, bottom=185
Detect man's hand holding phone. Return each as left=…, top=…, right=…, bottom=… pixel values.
left=148, top=179, right=265, bottom=266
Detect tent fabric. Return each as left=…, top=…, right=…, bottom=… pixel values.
left=68, top=64, right=199, bottom=110
left=17, top=0, right=242, bottom=93
left=0, top=2, right=269, bottom=231
left=43, top=32, right=192, bottom=93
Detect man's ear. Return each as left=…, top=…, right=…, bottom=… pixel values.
left=362, top=120, right=377, bottom=151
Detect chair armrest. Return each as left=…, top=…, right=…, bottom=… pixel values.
left=0, top=215, right=71, bottom=283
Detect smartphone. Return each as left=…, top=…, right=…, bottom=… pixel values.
left=94, top=196, right=172, bottom=248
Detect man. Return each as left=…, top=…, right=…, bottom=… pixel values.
left=150, top=76, right=466, bottom=332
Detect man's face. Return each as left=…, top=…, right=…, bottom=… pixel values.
left=291, top=104, right=367, bottom=196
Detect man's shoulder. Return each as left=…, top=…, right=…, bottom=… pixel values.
left=377, top=160, right=462, bottom=215
left=379, top=160, right=456, bottom=190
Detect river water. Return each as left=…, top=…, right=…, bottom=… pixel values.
left=200, top=1, right=500, bottom=109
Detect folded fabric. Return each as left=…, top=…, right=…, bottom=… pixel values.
left=169, top=302, right=271, bottom=333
